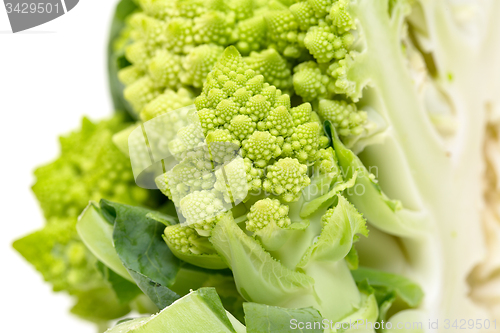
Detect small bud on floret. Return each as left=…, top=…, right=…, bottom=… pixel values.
left=214, top=158, right=249, bottom=204
left=263, top=158, right=310, bottom=202
left=142, top=15, right=168, bottom=49
left=229, top=0, right=254, bottom=21
left=329, top=0, right=356, bottom=34
left=180, top=190, right=226, bottom=227
left=207, top=88, right=228, bottom=109
left=196, top=108, right=219, bottom=135
left=293, top=61, right=333, bottom=102
left=214, top=46, right=248, bottom=74
left=318, top=99, right=368, bottom=136
left=169, top=123, right=205, bottom=157
left=265, top=106, right=295, bottom=137
left=290, top=103, right=312, bottom=126
left=215, top=99, right=239, bottom=125
left=244, top=49, right=293, bottom=91
left=222, top=80, right=239, bottom=96
left=193, top=11, right=232, bottom=45
left=206, top=129, right=239, bottom=164
left=136, top=0, right=172, bottom=20
left=326, top=56, right=359, bottom=99
left=125, top=41, right=150, bottom=70
left=164, top=224, right=217, bottom=256
left=246, top=198, right=291, bottom=232
left=165, top=18, right=194, bottom=54
left=307, top=0, right=332, bottom=17
left=234, top=16, right=268, bottom=55
left=148, top=50, right=182, bottom=89
left=284, top=122, right=322, bottom=163
left=162, top=153, right=216, bottom=204
left=261, top=85, right=278, bottom=105
left=242, top=131, right=282, bottom=168
left=118, top=66, right=143, bottom=86
left=174, top=0, right=207, bottom=19
left=195, top=93, right=210, bottom=109
left=124, top=76, right=161, bottom=113
left=315, top=147, right=341, bottom=178
left=290, top=1, right=319, bottom=31
left=163, top=223, right=228, bottom=269
left=265, top=8, right=302, bottom=57
left=141, top=88, right=193, bottom=121
left=245, top=75, right=265, bottom=95
left=181, top=44, right=224, bottom=88
left=233, top=87, right=252, bottom=107
left=244, top=158, right=264, bottom=192
left=228, top=115, right=257, bottom=142
left=274, top=94, right=292, bottom=109
left=241, top=95, right=271, bottom=122
left=155, top=172, right=172, bottom=200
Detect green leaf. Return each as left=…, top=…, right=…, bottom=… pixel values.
left=128, top=269, right=181, bottom=310
left=101, top=199, right=181, bottom=288
left=351, top=267, right=424, bottom=308
left=243, top=303, right=324, bottom=333
left=105, top=288, right=241, bottom=333
left=81, top=201, right=245, bottom=314
left=146, top=211, right=178, bottom=227
left=96, top=261, right=142, bottom=304
left=99, top=199, right=183, bottom=308
left=107, top=0, right=137, bottom=117
left=76, top=203, right=133, bottom=282
left=197, top=288, right=238, bottom=332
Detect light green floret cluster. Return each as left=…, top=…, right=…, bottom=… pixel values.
left=140, top=88, right=193, bottom=121
left=117, top=0, right=372, bottom=152
left=31, top=115, right=151, bottom=223
left=15, top=115, right=158, bottom=323
left=155, top=47, right=331, bottom=237
left=193, top=46, right=330, bottom=166
left=153, top=46, right=385, bottom=326
left=318, top=99, right=367, bottom=136
left=180, top=190, right=226, bottom=226
left=109, top=0, right=437, bottom=329
left=119, top=0, right=277, bottom=117
left=117, top=0, right=365, bottom=140
left=244, top=48, right=293, bottom=92
left=262, top=157, right=310, bottom=203
left=245, top=198, right=294, bottom=251
left=246, top=198, right=291, bottom=232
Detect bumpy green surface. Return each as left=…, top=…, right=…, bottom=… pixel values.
left=14, top=115, right=159, bottom=323
left=246, top=198, right=291, bottom=232
left=115, top=0, right=363, bottom=141
left=158, top=46, right=333, bottom=248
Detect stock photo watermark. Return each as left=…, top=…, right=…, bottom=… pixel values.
left=290, top=318, right=498, bottom=331
left=3, top=0, right=79, bottom=32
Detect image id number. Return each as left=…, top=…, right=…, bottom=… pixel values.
left=5, top=2, right=61, bottom=14
left=444, top=319, right=497, bottom=330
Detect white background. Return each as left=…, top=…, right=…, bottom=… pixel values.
left=1, top=2, right=119, bottom=332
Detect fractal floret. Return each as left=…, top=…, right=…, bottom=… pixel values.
left=15, top=0, right=500, bottom=331
left=129, top=46, right=421, bottom=329
left=14, top=115, right=159, bottom=323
